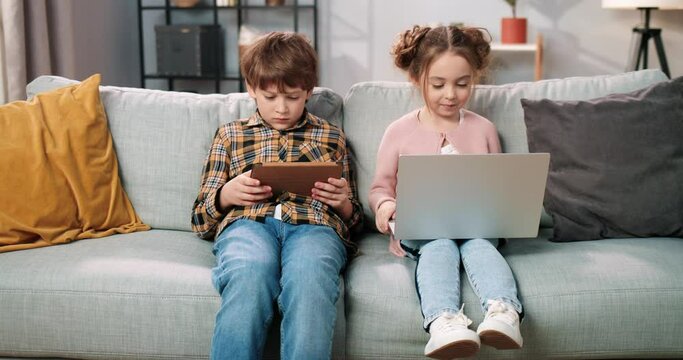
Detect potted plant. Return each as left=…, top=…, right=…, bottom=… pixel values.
left=501, top=0, right=527, bottom=44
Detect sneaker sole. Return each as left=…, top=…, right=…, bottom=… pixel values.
left=425, top=339, right=479, bottom=359
left=479, top=329, right=522, bottom=350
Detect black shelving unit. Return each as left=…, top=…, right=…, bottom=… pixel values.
left=137, top=0, right=318, bottom=93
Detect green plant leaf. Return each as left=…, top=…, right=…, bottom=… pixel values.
left=503, top=0, right=517, bottom=18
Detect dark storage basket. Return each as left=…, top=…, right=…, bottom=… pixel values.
left=155, top=25, right=223, bottom=77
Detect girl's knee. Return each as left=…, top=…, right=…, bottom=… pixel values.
left=422, top=238, right=458, bottom=252
left=461, top=237, right=497, bottom=249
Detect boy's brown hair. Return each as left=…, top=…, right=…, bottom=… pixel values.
left=240, top=32, right=318, bottom=92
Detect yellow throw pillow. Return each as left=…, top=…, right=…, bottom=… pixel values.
left=0, top=74, right=149, bottom=252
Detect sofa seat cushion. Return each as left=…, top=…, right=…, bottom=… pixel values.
left=345, top=231, right=683, bottom=359
left=0, top=230, right=346, bottom=359
left=0, top=230, right=217, bottom=359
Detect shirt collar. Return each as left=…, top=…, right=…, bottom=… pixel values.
left=245, top=108, right=313, bottom=130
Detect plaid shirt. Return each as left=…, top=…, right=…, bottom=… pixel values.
left=191, top=110, right=362, bottom=250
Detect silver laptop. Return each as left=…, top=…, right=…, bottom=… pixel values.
left=390, top=153, right=550, bottom=240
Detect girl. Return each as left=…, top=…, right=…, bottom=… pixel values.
left=369, top=25, right=524, bottom=359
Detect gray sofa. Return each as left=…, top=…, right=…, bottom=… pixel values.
left=2, top=69, right=682, bottom=359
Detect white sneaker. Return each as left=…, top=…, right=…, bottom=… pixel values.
left=425, top=307, right=480, bottom=359
left=477, top=299, right=523, bottom=349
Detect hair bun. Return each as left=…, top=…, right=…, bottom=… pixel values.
left=391, top=25, right=431, bottom=71
left=458, top=27, right=491, bottom=71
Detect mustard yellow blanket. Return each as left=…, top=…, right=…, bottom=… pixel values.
left=0, top=74, right=149, bottom=252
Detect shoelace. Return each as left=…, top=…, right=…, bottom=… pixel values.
left=485, top=299, right=518, bottom=325
left=434, top=305, right=473, bottom=332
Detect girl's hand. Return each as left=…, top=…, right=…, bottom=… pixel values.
left=388, top=234, right=406, bottom=257
left=376, top=202, right=405, bottom=257
left=312, top=177, right=353, bottom=221
left=218, top=170, right=272, bottom=211
left=375, top=201, right=396, bottom=234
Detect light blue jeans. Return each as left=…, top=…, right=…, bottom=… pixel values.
left=210, top=218, right=347, bottom=360
left=401, top=238, right=523, bottom=330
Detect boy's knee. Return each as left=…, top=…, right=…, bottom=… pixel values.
left=213, top=256, right=280, bottom=295
left=281, top=256, right=343, bottom=301
left=288, top=255, right=343, bottom=283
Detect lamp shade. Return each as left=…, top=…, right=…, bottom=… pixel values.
left=602, top=0, right=683, bottom=9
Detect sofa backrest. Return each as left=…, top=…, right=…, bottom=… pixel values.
left=27, top=70, right=667, bottom=233
left=26, top=76, right=343, bottom=232
left=343, top=69, right=668, bottom=224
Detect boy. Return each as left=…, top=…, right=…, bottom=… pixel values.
left=191, top=32, right=362, bottom=360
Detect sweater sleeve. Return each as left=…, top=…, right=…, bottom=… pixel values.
left=488, top=123, right=502, bottom=154
left=368, top=125, right=399, bottom=215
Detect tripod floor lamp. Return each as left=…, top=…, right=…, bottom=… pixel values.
left=603, top=0, right=683, bottom=78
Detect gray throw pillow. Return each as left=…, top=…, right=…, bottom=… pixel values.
left=521, top=76, right=683, bottom=242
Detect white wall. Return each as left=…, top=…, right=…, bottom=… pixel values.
left=61, top=0, right=682, bottom=95
left=316, top=0, right=683, bottom=95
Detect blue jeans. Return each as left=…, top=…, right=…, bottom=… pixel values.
left=401, top=238, right=523, bottom=330
left=210, top=218, right=347, bottom=360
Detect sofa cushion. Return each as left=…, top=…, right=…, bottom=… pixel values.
left=0, top=74, right=148, bottom=253
left=345, top=231, right=683, bottom=358
left=343, top=70, right=668, bottom=229
left=26, top=76, right=344, bottom=233
left=0, top=229, right=346, bottom=359
left=0, top=230, right=217, bottom=359
left=522, top=76, right=683, bottom=241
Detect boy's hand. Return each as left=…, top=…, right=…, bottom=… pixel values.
left=312, top=177, right=353, bottom=221
left=375, top=201, right=396, bottom=235
left=218, top=170, right=272, bottom=211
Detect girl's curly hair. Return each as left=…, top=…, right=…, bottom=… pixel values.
left=391, top=25, right=492, bottom=86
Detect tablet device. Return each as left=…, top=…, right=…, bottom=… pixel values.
left=251, top=162, right=343, bottom=197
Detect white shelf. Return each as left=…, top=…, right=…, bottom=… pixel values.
left=490, top=34, right=544, bottom=81
left=491, top=43, right=537, bottom=51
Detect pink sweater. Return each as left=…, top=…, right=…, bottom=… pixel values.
left=369, top=109, right=502, bottom=214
